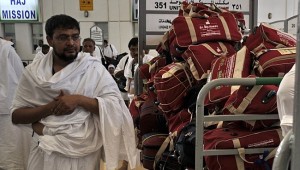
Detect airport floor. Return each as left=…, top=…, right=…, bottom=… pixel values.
left=100, top=160, right=146, bottom=170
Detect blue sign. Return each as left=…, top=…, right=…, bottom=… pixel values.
left=0, top=0, right=40, bottom=21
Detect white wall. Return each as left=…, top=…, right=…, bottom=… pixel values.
left=14, top=24, right=34, bottom=60
left=257, top=0, right=298, bottom=24
left=257, top=0, right=287, bottom=23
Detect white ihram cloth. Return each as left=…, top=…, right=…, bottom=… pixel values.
left=0, top=39, right=23, bottom=115
left=93, top=45, right=102, bottom=64
left=277, top=64, right=295, bottom=136
left=11, top=52, right=138, bottom=169
left=32, top=51, right=46, bottom=63
left=102, top=44, right=118, bottom=59
left=0, top=38, right=32, bottom=170
left=124, top=55, right=138, bottom=103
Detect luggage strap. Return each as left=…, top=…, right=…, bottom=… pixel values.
left=226, top=85, right=263, bottom=114
left=201, top=42, right=228, bottom=56
left=153, top=132, right=177, bottom=169
left=232, top=129, right=282, bottom=170
left=237, top=148, right=276, bottom=170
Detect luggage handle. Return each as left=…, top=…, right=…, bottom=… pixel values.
left=188, top=5, right=221, bottom=18
left=238, top=148, right=254, bottom=164
left=201, top=42, right=228, bottom=56
left=225, top=85, right=263, bottom=115
left=189, top=2, right=225, bottom=18
left=153, top=132, right=177, bottom=169
left=238, top=147, right=278, bottom=163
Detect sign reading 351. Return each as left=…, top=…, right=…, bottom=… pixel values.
left=146, top=0, right=183, bottom=11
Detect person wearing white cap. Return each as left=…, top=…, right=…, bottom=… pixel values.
left=108, top=64, right=116, bottom=76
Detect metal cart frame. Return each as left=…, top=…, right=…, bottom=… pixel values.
left=195, top=77, right=283, bottom=170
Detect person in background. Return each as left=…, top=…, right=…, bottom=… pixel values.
left=0, top=37, right=32, bottom=169
left=108, top=64, right=116, bottom=76
left=114, top=37, right=138, bottom=106
left=102, top=39, right=118, bottom=60
left=123, top=37, right=139, bottom=104
left=94, top=45, right=102, bottom=61
left=42, top=44, right=51, bottom=55
left=143, top=48, right=155, bottom=63
left=33, top=44, right=51, bottom=62
left=82, top=38, right=102, bottom=64
left=35, top=40, right=44, bottom=54
left=277, top=64, right=295, bottom=136
left=101, top=39, right=118, bottom=68
left=82, top=38, right=96, bottom=55
left=11, top=14, right=138, bottom=170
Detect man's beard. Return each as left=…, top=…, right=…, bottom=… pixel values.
left=53, top=48, right=78, bottom=62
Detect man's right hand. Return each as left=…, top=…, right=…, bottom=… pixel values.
left=32, top=122, right=45, bottom=136
left=51, top=90, right=77, bottom=116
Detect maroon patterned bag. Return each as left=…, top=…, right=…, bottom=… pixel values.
left=204, top=127, right=283, bottom=170
left=244, top=23, right=296, bottom=54
left=172, top=12, right=242, bottom=49
left=206, top=46, right=251, bottom=106
left=139, top=97, right=168, bottom=140
left=181, top=42, right=236, bottom=80
left=154, top=62, right=194, bottom=113
left=141, top=133, right=168, bottom=169
left=253, top=47, right=296, bottom=77
left=222, top=82, right=279, bottom=131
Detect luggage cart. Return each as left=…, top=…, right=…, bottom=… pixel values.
left=195, top=77, right=282, bottom=170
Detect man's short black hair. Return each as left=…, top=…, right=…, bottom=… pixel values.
left=42, top=44, right=50, bottom=50
left=83, top=38, right=95, bottom=45
left=128, top=37, right=138, bottom=49
left=45, top=14, right=80, bottom=38
left=103, top=39, right=108, bottom=44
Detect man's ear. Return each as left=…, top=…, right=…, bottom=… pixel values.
left=46, top=36, right=53, bottom=47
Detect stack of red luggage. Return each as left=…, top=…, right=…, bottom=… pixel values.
left=128, top=1, right=296, bottom=170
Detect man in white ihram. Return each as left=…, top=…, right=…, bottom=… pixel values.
left=10, top=14, right=138, bottom=170
left=0, top=37, right=32, bottom=169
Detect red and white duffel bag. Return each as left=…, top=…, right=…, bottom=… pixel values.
left=222, top=80, right=279, bottom=131
left=204, top=126, right=283, bottom=170
left=154, top=62, right=195, bottom=113
left=171, top=12, right=242, bottom=50
left=205, top=46, right=251, bottom=106
left=244, top=23, right=296, bottom=54
left=181, top=41, right=236, bottom=81
left=253, top=47, right=296, bottom=77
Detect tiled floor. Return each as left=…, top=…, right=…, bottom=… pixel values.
left=100, top=160, right=146, bottom=170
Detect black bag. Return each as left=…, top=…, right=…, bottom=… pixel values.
left=175, top=120, right=196, bottom=168
left=155, top=151, right=182, bottom=170
left=116, top=52, right=128, bottom=62
left=115, top=57, right=129, bottom=92
left=116, top=76, right=127, bottom=92
left=138, top=97, right=168, bottom=140
left=101, top=57, right=110, bottom=69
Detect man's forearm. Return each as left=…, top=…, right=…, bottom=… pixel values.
left=12, top=95, right=100, bottom=125
left=12, top=104, right=53, bottom=124
left=78, top=95, right=99, bottom=115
